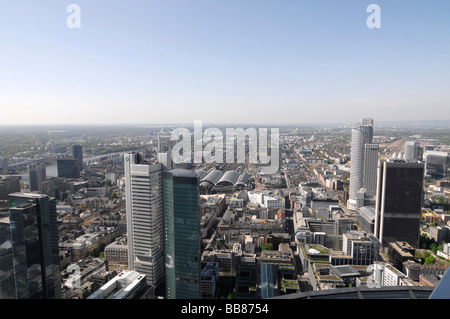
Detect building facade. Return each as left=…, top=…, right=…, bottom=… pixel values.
left=348, top=119, right=378, bottom=211
left=57, top=158, right=80, bottom=179
left=164, top=169, right=201, bottom=299
left=72, top=144, right=83, bottom=171
left=124, top=152, right=165, bottom=290
left=5, top=193, right=61, bottom=299
left=28, top=163, right=46, bottom=192
left=374, top=160, right=425, bottom=248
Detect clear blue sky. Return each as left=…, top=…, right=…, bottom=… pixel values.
left=1, top=0, right=449, bottom=125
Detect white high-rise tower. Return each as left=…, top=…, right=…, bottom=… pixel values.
left=124, top=152, right=165, bottom=290
left=347, top=118, right=378, bottom=211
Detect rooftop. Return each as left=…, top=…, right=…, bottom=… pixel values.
left=166, top=168, right=199, bottom=178
left=272, top=286, right=435, bottom=299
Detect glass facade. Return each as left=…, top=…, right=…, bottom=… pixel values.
left=57, top=158, right=80, bottom=179
left=426, top=154, right=450, bottom=178
left=376, top=161, right=424, bottom=248
left=0, top=218, right=15, bottom=299
left=6, top=194, right=61, bottom=299
left=164, top=170, right=200, bottom=299
left=72, top=145, right=83, bottom=170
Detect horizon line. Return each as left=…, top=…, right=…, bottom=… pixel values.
left=1, top=118, right=450, bottom=128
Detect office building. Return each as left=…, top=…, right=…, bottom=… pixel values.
left=348, top=119, right=378, bottom=211
left=0, top=176, right=20, bottom=200
left=28, top=163, right=46, bottom=192
left=200, top=262, right=219, bottom=299
left=72, top=145, right=83, bottom=171
left=164, top=169, right=200, bottom=299
left=374, top=160, right=425, bottom=248
left=356, top=206, right=376, bottom=234
left=342, top=231, right=379, bottom=266
left=124, top=153, right=165, bottom=290
left=404, top=141, right=422, bottom=161
left=362, top=143, right=379, bottom=196
left=6, top=193, right=61, bottom=299
left=158, top=152, right=173, bottom=171
left=424, top=151, right=450, bottom=178
left=0, top=215, right=14, bottom=299
left=87, top=271, right=148, bottom=299
left=57, top=158, right=80, bottom=179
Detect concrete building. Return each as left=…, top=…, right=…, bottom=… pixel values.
left=383, top=264, right=406, bottom=286
left=124, top=152, right=165, bottom=290
left=429, top=226, right=449, bottom=244
left=200, top=262, right=219, bottom=299
left=87, top=271, right=147, bottom=299
left=342, top=231, right=379, bottom=266
left=356, top=206, right=376, bottom=234
left=104, top=242, right=128, bottom=265
left=404, top=141, right=422, bottom=161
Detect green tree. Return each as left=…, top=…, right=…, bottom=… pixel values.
left=425, top=255, right=436, bottom=265
left=261, top=243, right=274, bottom=250
left=430, top=243, right=438, bottom=254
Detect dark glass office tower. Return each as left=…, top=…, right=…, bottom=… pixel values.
left=374, top=160, right=425, bottom=248
left=425, top=152, right=450, bottom=178
left=164, top=169, right=200, bottom=299
left=72, top=145, right=83, bottom=171
left=7, top=193, right=61, bottom=299
left=28, top=163, right=46, bottom=192
left=0, top=215, right=15, bottom=299
left=57, top=158, right=80, bottom=179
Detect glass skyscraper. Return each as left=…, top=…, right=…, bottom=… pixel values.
left=4, top=193, right=61, bottom=299
left=163, top=169, right=200, bottom=299
left=28, top=163, right=46, bottom=192
left=57, top=158, right=80, bottom=179
left=374, top=160, right=425, bottom=248
left=72, top=144, right=83, bottom=171
left=0, top=215, right=15, bottom=299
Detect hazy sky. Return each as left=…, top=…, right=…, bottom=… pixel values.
left=1, top=1, right=449, bottom=126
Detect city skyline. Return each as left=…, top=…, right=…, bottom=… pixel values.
left=1, top=1, right=450, bottom=126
